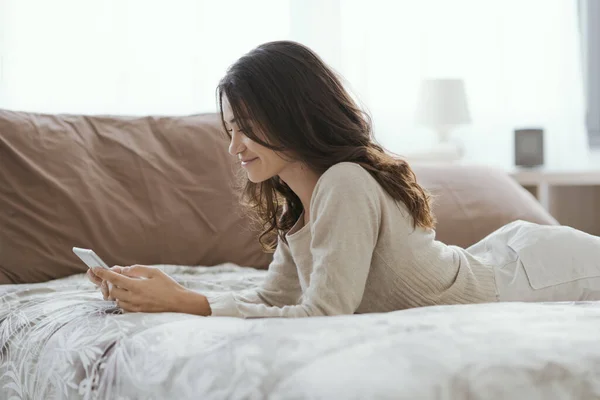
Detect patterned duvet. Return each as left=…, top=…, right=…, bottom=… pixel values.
left=1, top=264, right=600, bottom=400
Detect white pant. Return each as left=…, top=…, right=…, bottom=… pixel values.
left=468, top=220, right=600, bottom=302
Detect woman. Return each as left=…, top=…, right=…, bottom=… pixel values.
left=88, top=41, right=600, bottom=317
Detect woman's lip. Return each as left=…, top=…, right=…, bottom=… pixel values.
left=241, top=157, right=258, bottom=167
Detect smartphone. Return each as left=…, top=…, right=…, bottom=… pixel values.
left=72, top=247, right=110, bottom=269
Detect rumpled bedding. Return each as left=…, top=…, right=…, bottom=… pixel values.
left=1, top=264, right=600, bottom=400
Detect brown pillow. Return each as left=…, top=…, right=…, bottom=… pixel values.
left=0, top=110, right=272, bottom=284
left=412, top=163, right=558, bottom=248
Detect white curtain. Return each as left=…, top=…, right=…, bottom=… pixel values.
left=0, top=0, right=290, bottom=115
left=0, top=0, right=588, bottom=166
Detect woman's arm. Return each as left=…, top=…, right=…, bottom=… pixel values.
left=205, top=237, right=302, bottom=316
left=92, top=236, right=302, bottom=316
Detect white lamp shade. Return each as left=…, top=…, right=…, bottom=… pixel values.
left=415, top=79, right=472, bottom=127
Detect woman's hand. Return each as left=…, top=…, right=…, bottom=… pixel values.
left=91, top=265, right=212, bottom=316
left=87, top=266, right=124, bottom=300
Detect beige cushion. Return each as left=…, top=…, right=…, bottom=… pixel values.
left=412, top=164, right=559, bottom=248
left=0, top=110, right=272, bottom=284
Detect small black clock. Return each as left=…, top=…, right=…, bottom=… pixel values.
left=514, top=128, right=544, bottom=167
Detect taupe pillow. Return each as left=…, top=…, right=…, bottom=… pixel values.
left=0, top=110, right=272, bottom=284
left=412, top=164, right=559, bottom=248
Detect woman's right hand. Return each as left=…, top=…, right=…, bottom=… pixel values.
left=86, top=266, right=124, bottom=300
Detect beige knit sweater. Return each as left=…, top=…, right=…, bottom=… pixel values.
left=206, top=162, right=498, bottom=318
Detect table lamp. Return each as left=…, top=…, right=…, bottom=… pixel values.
left=414, top=79, right=471, bottom=161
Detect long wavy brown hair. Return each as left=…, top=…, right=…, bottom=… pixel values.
left=218, top=41, right=435, bottom=252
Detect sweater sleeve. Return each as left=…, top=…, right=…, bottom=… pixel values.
left=205, top=236, right=302, bottom=317
left=207, top=164, right=381, bottom=318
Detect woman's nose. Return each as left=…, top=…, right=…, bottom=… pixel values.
left=228, top=132, right=244, bottom=156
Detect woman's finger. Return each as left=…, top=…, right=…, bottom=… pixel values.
left=101, top=281, right=110, bottom=300
left=121, top=265, right=157, bottom=279
left=87, top=269, right=103, bottom=286
left=109, top=285, right=135, bottom=303
left=92, top=267, right=140, bottom=291
left=116, top=299, right=141, bottom=313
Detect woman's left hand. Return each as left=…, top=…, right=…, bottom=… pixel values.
left=92, top=265, right=211, bottom=315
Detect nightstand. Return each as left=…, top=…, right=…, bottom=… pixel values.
left=470, top=150, right=600, bottom=235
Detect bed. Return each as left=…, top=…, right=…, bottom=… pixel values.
left=2, top=264, right=600, bottom=400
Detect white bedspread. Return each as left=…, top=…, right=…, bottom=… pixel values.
left=1, top=264, right=600, bottom=400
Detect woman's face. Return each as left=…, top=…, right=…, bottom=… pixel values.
left=223, top=97, right=289, bottom=183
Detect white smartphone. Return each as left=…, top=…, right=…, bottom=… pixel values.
left=72, top=247, right=110, bottom=270
left=73, top=247, right=115, bottom=296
